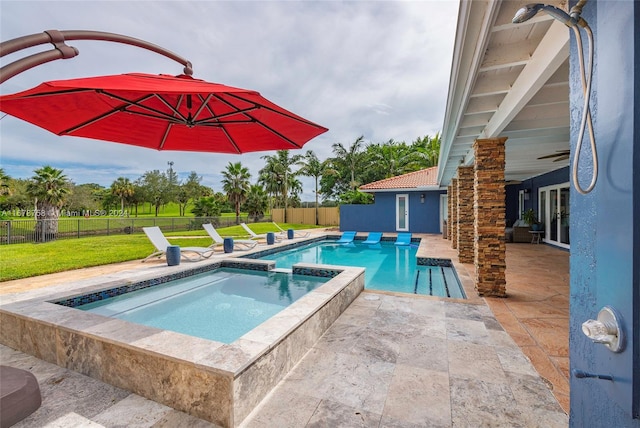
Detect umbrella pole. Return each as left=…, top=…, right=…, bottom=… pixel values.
left=0, top=29, right=193, bottom=84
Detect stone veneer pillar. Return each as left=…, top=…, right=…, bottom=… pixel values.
left=473, top=137, right=507, bottom=297
left=447, top=185, right=453, bottom=241
left=450, top=178, right=458, bottom=249
left=456, top=166, right=474, bottom=264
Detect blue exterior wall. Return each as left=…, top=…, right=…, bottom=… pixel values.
left=505, top=167, right=570, bottom=224
left=340, top=190, right=445, bottom=233
left=569, top=1, right=639, bottom=426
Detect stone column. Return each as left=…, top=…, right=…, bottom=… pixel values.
left=447, top=185, right=453, bottom=241
left=473, top=137, right=507, bottom=297
left=450, top=178, right=458, bottom=249
left=457, top=166, right=474, bottom=263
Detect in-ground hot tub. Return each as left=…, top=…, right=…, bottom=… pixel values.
left=0, top=258, right=364, bottom=427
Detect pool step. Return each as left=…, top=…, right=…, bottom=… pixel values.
left=271, top=268, right=293, bottom=274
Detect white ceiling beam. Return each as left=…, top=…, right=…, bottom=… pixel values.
left=479, top=20, right=569, bottom=139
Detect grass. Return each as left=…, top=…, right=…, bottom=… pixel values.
left=0, top=223, right=323, bottom=282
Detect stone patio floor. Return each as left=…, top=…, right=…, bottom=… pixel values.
left=0, top=233, right=569, bottom=427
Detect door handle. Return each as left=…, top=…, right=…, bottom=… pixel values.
left=581, top=306, right=625, bottom=353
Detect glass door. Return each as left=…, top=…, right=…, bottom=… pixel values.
left=396, top=194, right=409, bottom=231
left=539, top=183, right=570, bottom=248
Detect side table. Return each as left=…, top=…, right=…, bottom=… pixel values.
left=529, top=231, right=543, bottom=244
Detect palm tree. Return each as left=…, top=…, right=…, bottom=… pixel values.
left=260, top=150, right=302, bottom=222
left=365, top=140, right=421, bottom=181
left=331, top=135, right=366, bottom=190
left=297, top=150, right=326, bottom=225
left=244, top=184, right=269, bottom=222
left=258, top=160, right=281, bottom=213
left=412, top=133, right=441, bottom=167
left=0, top=168, right=11, bottom=197
left=26, top=165, right=70, bottom=242
left=221, top=162, right=251, bottom=224
left=110, top=177, right=134, bottom=214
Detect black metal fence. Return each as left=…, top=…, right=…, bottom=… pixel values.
left=0, top=215, right=270, bottom=245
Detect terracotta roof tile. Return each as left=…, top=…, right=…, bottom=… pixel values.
left=360, top=166, right=438, bottom=190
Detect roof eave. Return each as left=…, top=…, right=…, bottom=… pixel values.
left=437, top=0, right=501, bottom=186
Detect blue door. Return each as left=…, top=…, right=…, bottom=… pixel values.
left=569, top=1, right=639, bottom=426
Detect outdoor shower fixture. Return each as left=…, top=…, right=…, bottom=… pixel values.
left=513, top=1, right=597, bottom=195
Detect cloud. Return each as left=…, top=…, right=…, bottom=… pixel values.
left=0, top=0, right=458, bottom=200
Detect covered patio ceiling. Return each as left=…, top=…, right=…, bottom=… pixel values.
left=438, top=0, right=571, bottom=186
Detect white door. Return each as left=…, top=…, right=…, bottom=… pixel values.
left=440, top=194, right=448, bottom=233
left=396, top=194, right=409, bottom=231
left=539, top=183, right=570, bottom=248
left=518, top=190, right=527, bottom=219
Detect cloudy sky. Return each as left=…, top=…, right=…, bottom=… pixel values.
left=0, top=0, right=458, bottom=201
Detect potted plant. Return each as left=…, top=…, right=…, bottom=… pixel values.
left=522, top=209, right=542, bottom=231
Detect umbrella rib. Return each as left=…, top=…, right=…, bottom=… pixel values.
left=60, top=94, right=184, bottom=135
left=220, top=126, right=242, bottom=154
left=195, top=93, right=258, bottom=124
left=159, top=123, right=172, bottom=150
left=103, top=91, right=188, bottom=123
left=154, top=94, right=189, bottom=122
left=251, top=120, right=303, bottom=149
left=224, top=92, right=328, bottom=130
left=195, top=109, right=257, bottom=124
left=59, top=92, right=155, bottom=134
left=192, top=94, right=214, bottom=121
left=203, top=92, right=303, bottom=148
left=16, top=88, right=98, bottom=98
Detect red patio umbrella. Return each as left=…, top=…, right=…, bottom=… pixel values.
left=0, top=73, right=328, bottom=153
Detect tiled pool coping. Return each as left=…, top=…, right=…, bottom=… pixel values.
left=0, top=255, right=364, bottom=427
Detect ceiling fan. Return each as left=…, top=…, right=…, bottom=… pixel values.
left=537, top=150, right=570, bottom=162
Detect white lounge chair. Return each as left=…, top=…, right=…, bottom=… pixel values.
left=202, top=223, right=257, bottom=251
left=272, top=222, right=310, bottom=238
left=142, top=226, right=215, bottom=262
left=240, top=223, right=282, bottom=242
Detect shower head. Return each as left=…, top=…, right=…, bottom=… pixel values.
left=512, top=3, right=574, bottom=26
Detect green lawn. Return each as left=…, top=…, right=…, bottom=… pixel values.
left=0, top=223, right=322, bottom=282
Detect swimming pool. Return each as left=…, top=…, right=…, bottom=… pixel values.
left=1, top=259, right=364, bottom=426
left=253, top=240, right=466, bottom=298
left=76, top=268, right=328, bottom=343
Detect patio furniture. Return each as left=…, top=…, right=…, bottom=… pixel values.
left=394, top=233, right=412, bottom=246
left=361, top=232, right=383, bottom=245
left=529, top=230, right=544, bottom=244
left=272, top=222, right=310, bottom=238
left=335, top=231, right=356, bottom=244
left=203, top=223, right=257, bottom=251
left=142, top=226, right=215, bottom=262
left=508, top=219, right=533, bottom=243
left=0, top=365, right=42, bottom=427
left=241, top=223, right=282, bottom=242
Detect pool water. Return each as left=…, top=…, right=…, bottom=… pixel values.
left=77, top=268, right=327, bottom=343
left=257, top=241, right=465, bottom=298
